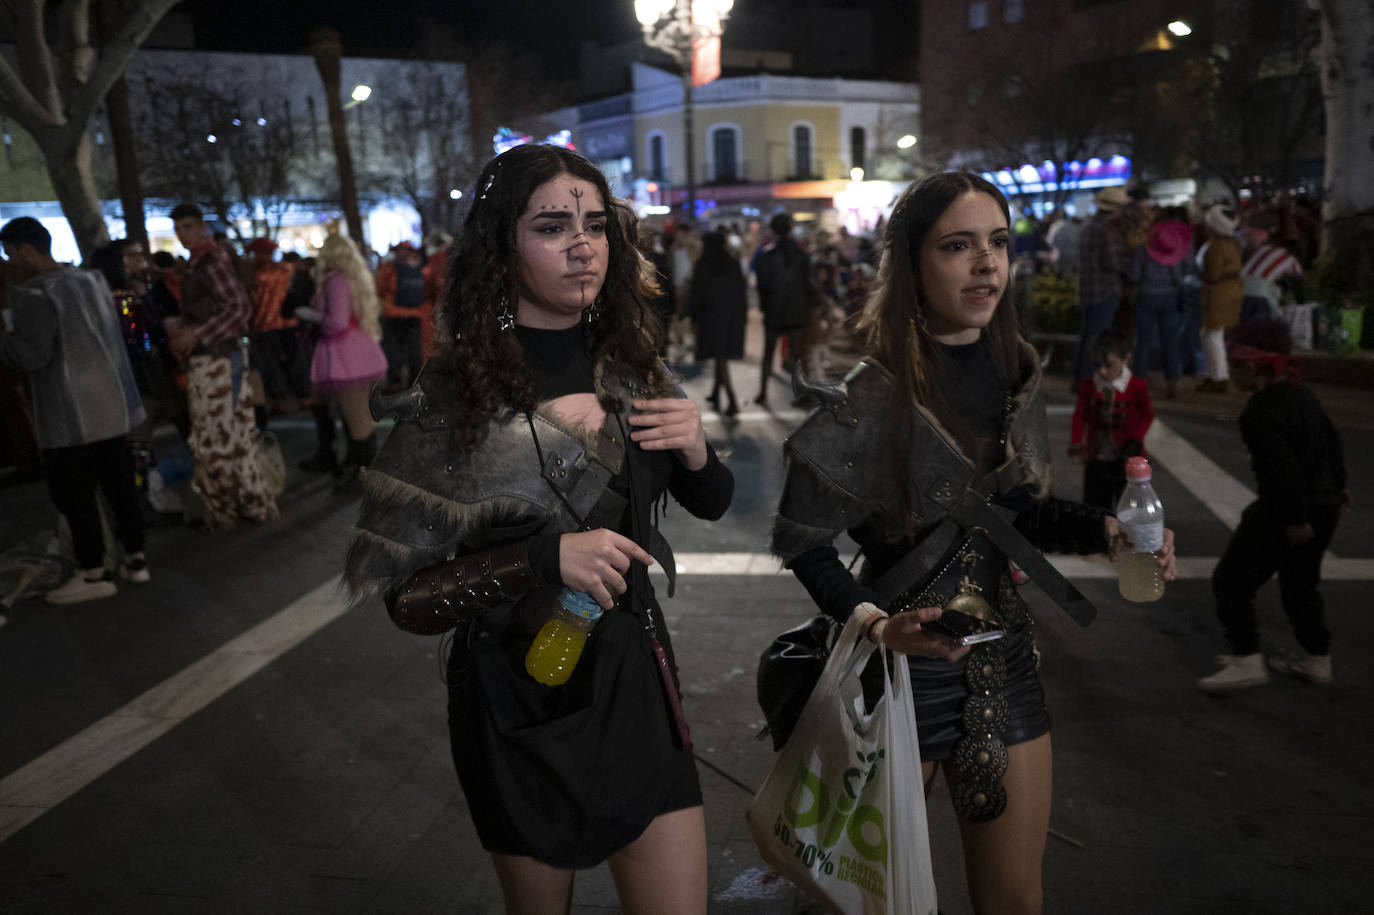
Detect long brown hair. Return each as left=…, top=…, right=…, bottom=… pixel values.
left=856, top=172, right=1028, bottom=532
left=856, top=171, right=1023, bottom=412
left=438, top=145, right=669, bottom=446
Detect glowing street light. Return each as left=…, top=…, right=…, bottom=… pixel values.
left=897, top=134, right=917, bottom=150
left=1167, top=20, right=1192, bottom=37
left=449, top=188, right=463, bottom=200
left=350, top=84, right=372, bottom=102
left=849, top=166, right=865, bottom=182
left=635, top=0, right=733, bottom=220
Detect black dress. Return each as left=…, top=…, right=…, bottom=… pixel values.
left=445, top=325, right=734, bottom=866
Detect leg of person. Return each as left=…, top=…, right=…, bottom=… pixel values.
left=226, top=367, right=278, bottom=522
left=90, top=436, right=150, bottom=583
left=489, top=853, right=575, bottom=915
left=1082, top=459, right=1115, bottom=513
left=1270, top=504, right=1340, bottom=683
left=41, top=443, right=119, bottom=603
left=1199, top=328, right=1228, bottom=391
left=251, top=332, right=287, bottom=412
left=301, top=401, right=338, bottom=471
left=1157, top=303, right=1183, bottom=396
left=1200, top=501, right=1281, bottom=689
left=334, top=384, right=377, bottom=490
left=1104, top=457, right=1127, bottom=512
left=402, top=317, right=423, bottom=388
left=606, top=806, right=708, bottom=915
left=785, top=327, right=810, bottom=381
left=756, top=328, right=778, bottom=404
left=949, top=734, right=1052, bottom=915
left=186, top=355, right=240, bottom=529
left=1132, top=301, right=1154, bottom=381
left=1073, top=299, right=1117, bottom=381
left=720, top=359, right=738, bottom=415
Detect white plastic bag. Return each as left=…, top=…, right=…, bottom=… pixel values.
left=746, top=616, right=938, bottom=915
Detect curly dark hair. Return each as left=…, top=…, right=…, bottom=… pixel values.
left=438, top=144, right=669, bottom=446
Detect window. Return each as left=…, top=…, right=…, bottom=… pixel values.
left=969, top=1, right=988, bottom=29
left=1004, top=0, right=1024, bottom=23
left=792, top=123, right=813, bottom=178
left=648, top=132, right=666, bottom=181
left=851, top=126, right=867, bottom=172
left=710, top=125, right=739, bottom=182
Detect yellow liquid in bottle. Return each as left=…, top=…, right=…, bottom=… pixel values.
left=1118, top=550, right=1165, bottom=602
left=524, top=617, right=588, bottom=686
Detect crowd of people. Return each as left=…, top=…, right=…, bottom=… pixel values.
left=0, top=205, right=455, bottom=606
left=0, top=148, right=1350, bottom=915
left=1018, top=184, right=1317, bottom=401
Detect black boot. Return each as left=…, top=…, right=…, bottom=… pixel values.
left=333, top=433, right=376, bottom=492
left=299, top=405, right=338, bottom=472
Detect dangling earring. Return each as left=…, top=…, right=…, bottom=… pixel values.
left=497, top=294, right=515, bottom=332
left=583, top=293, right=603, bottom=325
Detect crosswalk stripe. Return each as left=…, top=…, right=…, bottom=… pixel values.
left=0, top=578, right=348, bottom=844
left=654, top=554, right=1374, bottom=580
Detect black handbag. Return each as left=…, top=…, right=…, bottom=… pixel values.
left=755, top=613, right=839, bottom=750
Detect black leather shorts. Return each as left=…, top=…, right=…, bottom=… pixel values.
left=861, top=577, right=1050, bottom=762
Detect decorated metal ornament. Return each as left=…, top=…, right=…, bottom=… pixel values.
left=942, top=551, right=994, bottom=620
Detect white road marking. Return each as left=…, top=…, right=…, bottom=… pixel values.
left=2, top=406, right=1364, bottom=845
left=0, top=578, right=348, bottom=843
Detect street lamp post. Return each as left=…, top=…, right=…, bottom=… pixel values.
left=635, top=0, right=733, bottom=223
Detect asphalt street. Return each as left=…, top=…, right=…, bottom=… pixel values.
left=2, top=313, right=1372, bottom=914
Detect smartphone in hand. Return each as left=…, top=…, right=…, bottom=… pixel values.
left=921, top=609, right=1005, bottom=646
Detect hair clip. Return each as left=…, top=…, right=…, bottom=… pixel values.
left=478, top=160, right=503, bottom=201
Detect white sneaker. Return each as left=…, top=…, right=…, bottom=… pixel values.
left=1198, top=652, right=1270, bottom=691
left=45, top=570, right=118, bottom=605
left=1268, top=653, right=1333, bottom=684
left=119, top=553, right=152, bottom=584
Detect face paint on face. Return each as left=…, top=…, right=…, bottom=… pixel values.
left=917, top=191, right=1010, bottom=345
left=513, top=173, right=609, bottom=329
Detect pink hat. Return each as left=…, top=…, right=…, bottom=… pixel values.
left=1146, top=220, right=1191, bottom=266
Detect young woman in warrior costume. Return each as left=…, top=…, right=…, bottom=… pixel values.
left=346, top=144, right=732, bottom=915
left=773, top=172, right=1177, bottom=914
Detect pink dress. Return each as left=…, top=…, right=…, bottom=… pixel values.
left=310, top=271, right=388, bottom=392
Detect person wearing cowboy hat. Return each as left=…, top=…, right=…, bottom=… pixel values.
left=1198, top=203, right=1243, bottom=393
left=1129, top=207, right=1195, bottom=397
left=1072, top=184, right=1132, bottom=383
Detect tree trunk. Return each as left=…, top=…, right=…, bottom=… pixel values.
left=45, top=132, right=109, bottom=261
left=1317, top=0, right=1374, bottom=298
left=105, top=75, right=147, bottom=250
left=310, top=27, right=365, bottom=247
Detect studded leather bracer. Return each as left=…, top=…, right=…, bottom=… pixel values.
left=389, top=542, right=539, bottom=635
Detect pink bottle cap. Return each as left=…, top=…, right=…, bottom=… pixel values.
left=1125, top=456, right=1152, bottom=480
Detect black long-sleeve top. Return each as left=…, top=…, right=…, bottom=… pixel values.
left=516, top=325, right=734, bottom=590
left=1239, top=381, right=1345, bottom=525
left=787, top=340, right=1108, bottom=624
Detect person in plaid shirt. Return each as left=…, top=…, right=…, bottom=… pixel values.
left=1072, top=186, right=1131, bottom=382
left=168, top=204, right=278, bottom=528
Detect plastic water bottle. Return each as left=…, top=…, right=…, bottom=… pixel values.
left=524, top=588, right=604, bottom=686
left=1116, top=456, right=1165, bottom=602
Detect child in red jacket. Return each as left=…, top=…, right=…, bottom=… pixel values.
left=1070, top=328, right=1155, bottom=511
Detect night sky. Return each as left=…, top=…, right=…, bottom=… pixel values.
left=181, top=0, right=644, bottom=80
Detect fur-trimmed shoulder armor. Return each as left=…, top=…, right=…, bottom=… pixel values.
left=771, top=344, right=1051, bottom=563
left=345, top=358, right=650, bottom=605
